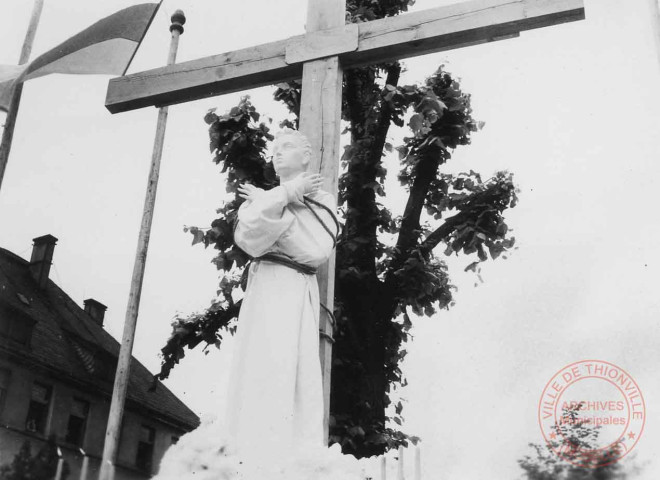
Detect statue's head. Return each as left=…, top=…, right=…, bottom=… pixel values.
left=272, top=129, right=312, bottom=178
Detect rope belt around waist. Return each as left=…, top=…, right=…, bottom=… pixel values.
left=256, top=253, right=317, bottom=276
left=254, top=253, right=336, bottom=343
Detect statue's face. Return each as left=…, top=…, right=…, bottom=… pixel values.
left=272, top=134, right=309, bottom=176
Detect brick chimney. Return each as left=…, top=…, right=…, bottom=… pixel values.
left=84, top=299, right=107, bottom=327
left=29, top=235, right=58, bottom=289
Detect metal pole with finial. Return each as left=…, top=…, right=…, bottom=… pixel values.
left=98, top=10, right=185, bottom=480
left=0, top=0, right=45, bottom=195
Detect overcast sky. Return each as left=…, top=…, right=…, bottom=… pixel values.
left=2, top=0, right=660, bottom=478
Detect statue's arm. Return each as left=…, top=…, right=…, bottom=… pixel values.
left=234, top=185, right=296, bottom=257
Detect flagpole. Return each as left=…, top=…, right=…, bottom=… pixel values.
left=0, top=0, right=45, bottom=194
left=99, top=10, right=185, bottom=480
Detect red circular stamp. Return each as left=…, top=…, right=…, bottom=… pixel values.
left=538, top=360, right=645, bottom=468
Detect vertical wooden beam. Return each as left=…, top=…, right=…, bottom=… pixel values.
left=298, top=0, right=345, bottom=444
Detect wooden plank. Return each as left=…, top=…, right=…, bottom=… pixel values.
left=286, top=23, right=358, bottom=65
left=105, top=0, right=585, bottom=112
left=300, top=57, right=343, bottom=444
left=106, top=38, right=300, bottom=112
left=344, top=0, right=584, bottom=67
left=297, top=0, right=345, bottom=445
left=300, top=58, right=344, bottom=194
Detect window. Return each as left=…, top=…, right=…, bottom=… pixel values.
left=95, top=351, right=117, bottom=382
left=0, top=369, right=10, bottom=414
left=10, top=320, right=32, bottom=345
left=0, top=317, right=8, bottom=335
left=69, top=339, right=117, bottom=381
left=0, top=308, right=34, bottom=346
left=25, top=383, right=52, bottom=434
left=135, top=425, right=155, bottom=471
left=65, top=398, right=89, bottom=446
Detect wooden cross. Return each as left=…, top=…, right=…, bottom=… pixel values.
left=105, top=0, right=585, bottom=440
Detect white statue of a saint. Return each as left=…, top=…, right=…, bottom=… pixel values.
left=155, top=129, right=352, bottom=480
left=226, top=128, right=338, bottom=456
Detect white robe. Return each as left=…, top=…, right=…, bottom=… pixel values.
left=226, top=183, right=336, bottom=457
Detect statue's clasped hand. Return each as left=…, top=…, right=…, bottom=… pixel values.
left=293, top=172, right=323, bottom=196
left=284, top=172, right=323, bottom=203
left=238, top=173, right=323, bottom=204
left=237, top=183, right=264, bottom=201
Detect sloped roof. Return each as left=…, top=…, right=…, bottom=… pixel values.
left=0, top=246, right=199, bottom=431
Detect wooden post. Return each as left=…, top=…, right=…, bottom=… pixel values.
left=414, top=446, right=421, bottom=480
left=380, top=456, right=387, bottom=480
left=0, top=0, right=44, bottom=194
left=98, top=10, right=186, bottom=480
left=54, top=447, right=64, bottom=480
left=298, top=0, right=345, bottom=444
left=397, top=446, right=405, bottom=480
left=79, top=449, right=89, bottom=480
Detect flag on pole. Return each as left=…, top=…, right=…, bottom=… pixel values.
left=0, top=65, right=27, bottom=113
left=0, top=3, right=160, bottom=112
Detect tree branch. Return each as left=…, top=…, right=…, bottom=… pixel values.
left=394, top=148, right=440, bottom=256
left=340, top=64, right=401, bottom=277
left=419, top=209, right=471, bottom=255
left=378, top=147, right=442, bottom=321
left=368, top=63, right=401, bottom=166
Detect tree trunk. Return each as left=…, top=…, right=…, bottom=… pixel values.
left=329, top=63, right=405, bottom=457
left=331, top=275, right=389, bottom=457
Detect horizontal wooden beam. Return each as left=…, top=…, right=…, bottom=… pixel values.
left=105, top=0, right=585, bottom=113
left=106, top=38, right=302, bottom=113
left=344, top=0, right=585, bottom=67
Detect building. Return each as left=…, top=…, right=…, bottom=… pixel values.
left=0, top=235, right=200, bottom=479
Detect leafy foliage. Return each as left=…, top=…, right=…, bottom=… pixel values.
left=519, top=405, right=629, bottom=479
left=158, top=98, right=275, bottom=379
left=158, top=0, right=518, bottom=458
left=0, top=437, right=70, bottom=480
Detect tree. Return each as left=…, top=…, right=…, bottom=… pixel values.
left=0, top=436, right=70, bottom=480
left=157, top=0, right=518, bottom=458
left=519, top=405, right=628, bottom=480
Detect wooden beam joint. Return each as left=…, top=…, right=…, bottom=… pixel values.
left=286, top=24, right=358, bottom=64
